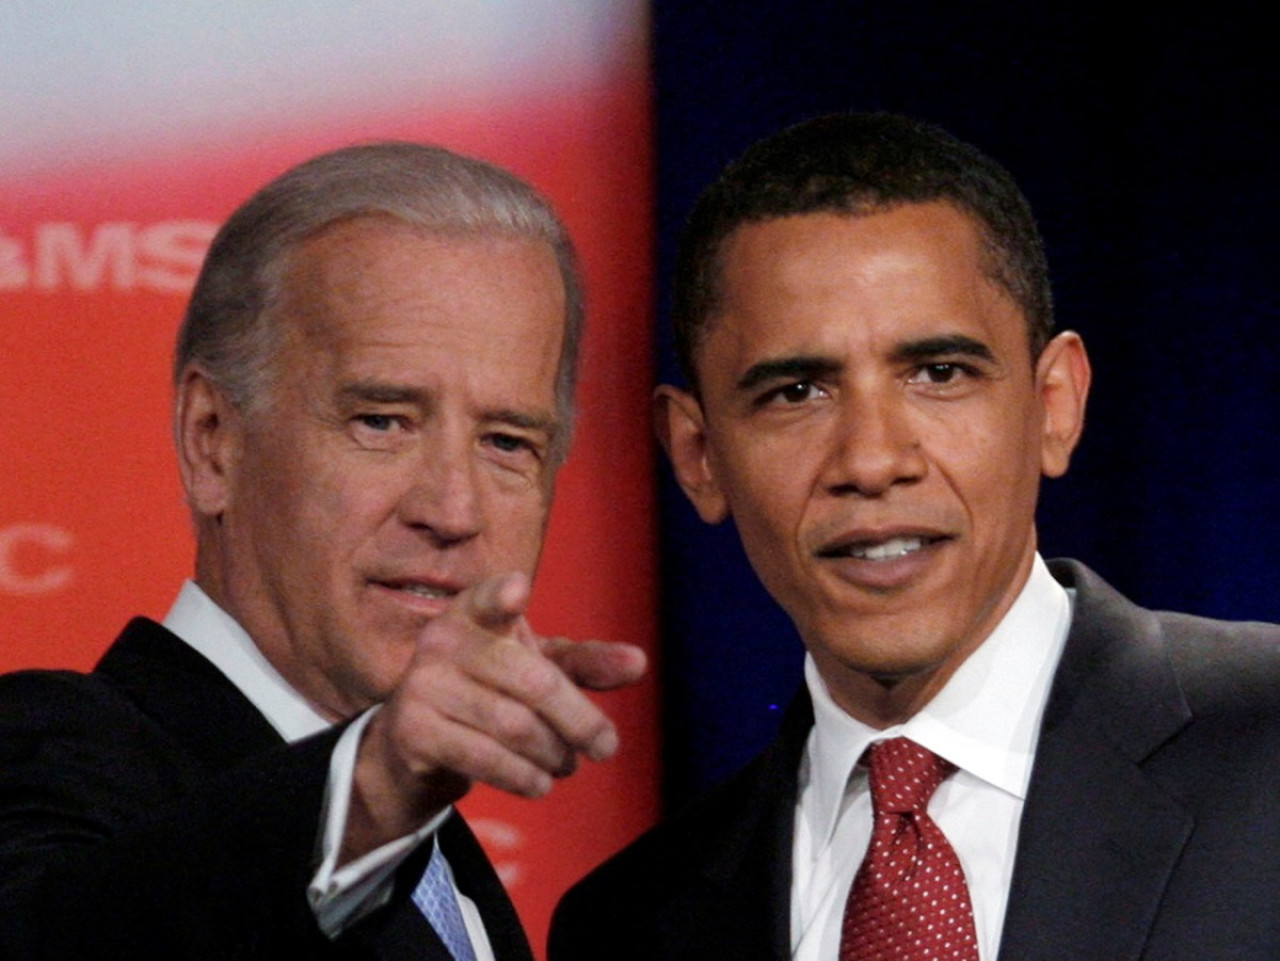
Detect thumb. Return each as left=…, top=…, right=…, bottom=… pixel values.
left=463, top=571, right=532, bottom=631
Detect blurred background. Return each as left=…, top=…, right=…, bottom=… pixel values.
left=3, top=3, right=1276, bottom=954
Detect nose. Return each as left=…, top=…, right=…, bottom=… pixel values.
left=396, top=434, right=484, bottom=547
left=820, top=390, right=926, bottom=497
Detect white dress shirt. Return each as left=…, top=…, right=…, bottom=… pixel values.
left=790, top=554, right=1073, bottom=961
left=164, top=580, right=495, bottom=959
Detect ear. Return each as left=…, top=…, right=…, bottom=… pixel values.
left=653, top=384, right=730, bottom=524
left=174, top=365, right=242, bottom=519
left=1035, top=331, right=1091, bottom=478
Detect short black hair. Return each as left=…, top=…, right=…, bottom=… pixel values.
left=672, top=113, right=1053, bottom=390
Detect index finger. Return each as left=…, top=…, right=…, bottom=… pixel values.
left=541, top=637, right=648, bottom=691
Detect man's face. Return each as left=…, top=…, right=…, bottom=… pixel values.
left=190, top=218, right=566, bottom=718
left=659, top=203, right=1087, bottom=721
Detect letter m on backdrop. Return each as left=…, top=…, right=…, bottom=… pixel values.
left=35, top=222, right=136, bottom=291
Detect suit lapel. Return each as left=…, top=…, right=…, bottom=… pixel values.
left=441, top=814, right=534, bottom=961
left=998, top=561, right=1194, bottom=961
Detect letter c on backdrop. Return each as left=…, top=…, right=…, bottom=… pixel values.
left=0, top=522, right=75, bottom=595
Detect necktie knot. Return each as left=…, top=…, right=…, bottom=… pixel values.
left=864, top=737, right=955, bottom=816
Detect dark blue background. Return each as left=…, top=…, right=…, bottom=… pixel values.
left=651, top=3, right=1279, bottom=808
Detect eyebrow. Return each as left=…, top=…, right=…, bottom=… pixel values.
left=736, top=356, right=843, bottom=392
left=337, top=381, right=427, bottom=405
left=734, top=334, right=996, bottom=394
left=337, top=381, right=559, bottom=436
left=486, top=407, right=560, bottom=437
left=891, top=335, right=995, bottom=363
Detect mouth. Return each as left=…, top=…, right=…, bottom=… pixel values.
left=383, top=581, right=459, bottom=599
left=369, top=576, right=464, bottom=611
left=816, top=533, right=948, bottom=561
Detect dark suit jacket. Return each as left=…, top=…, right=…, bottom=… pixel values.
left=0, top=617, right=533, bottom=961
left=550, top=559, right=1280, bottom=960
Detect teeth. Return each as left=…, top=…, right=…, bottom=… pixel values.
left=848, top=536, right=925, bottom=560
left=396, top=583, right=454, bottom=598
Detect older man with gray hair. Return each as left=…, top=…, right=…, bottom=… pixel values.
left=0, top=142, right=646, bottom=960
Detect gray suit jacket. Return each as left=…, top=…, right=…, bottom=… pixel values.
left=550, top=559, right=1280, bottom=960
left=0, top=618, right=533, bottom=961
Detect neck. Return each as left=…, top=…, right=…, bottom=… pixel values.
left=817, top=662, right=956, bottom=729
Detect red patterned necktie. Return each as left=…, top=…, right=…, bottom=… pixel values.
left=839, top=737, right=979, bottom=960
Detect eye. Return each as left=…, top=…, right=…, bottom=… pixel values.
left=908, top=362, right=975, bottom=385
left=349, top=412, right=413, bottom=450
left=760, top=381, right=825, bottom=406
left=487, top=432, right=530, bottom=454
left=355, top=413, right=400, bottom=432
left=484, top=429, right=551, bottom=466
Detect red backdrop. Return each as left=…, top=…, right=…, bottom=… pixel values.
left=0, top=7, right=657, bottom=954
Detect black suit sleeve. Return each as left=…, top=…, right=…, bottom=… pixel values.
left=0, top=667, right=345, bottom=960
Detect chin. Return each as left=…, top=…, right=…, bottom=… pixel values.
left=825, top=641, right=952, bottom=684
left=864, top=663, right=937, bottom=688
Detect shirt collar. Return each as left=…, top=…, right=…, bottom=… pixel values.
left=163, top=580, right=330, bottom=743
left=802, top=554, right=1072, bottom=847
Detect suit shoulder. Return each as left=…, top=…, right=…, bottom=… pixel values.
left=0, top=617, right=189, bottom=729
left=551, top=722, right=799, bottom=960
left=0, top=658, right=199, bottom=827
left=1155, top=608, right=1280, bottom=712
left=1053, top=558, right=1280, bottom=716
left=564, top=743, right=772, bottom=895
left=0, top=663, right=144, bottom=737
left=1155, top=606, right=1280, bottom=648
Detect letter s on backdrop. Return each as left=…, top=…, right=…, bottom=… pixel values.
left=137, top=221, right=218, bottom=293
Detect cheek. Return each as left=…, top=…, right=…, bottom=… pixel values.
left=305, top=461, right=369, bottom=520
left=487, top=485, right=553, bottom=566
left=991, top=421, right=1044, bottom=498
left=942, top=395, right=1040, bottom=479
left=714, top=454, right=809, bottom=581
left=949, top=415, right=1043, bottom=549
left=714, top=423, right=812, bottom=518
left=283, top=456, right=406, bottom=565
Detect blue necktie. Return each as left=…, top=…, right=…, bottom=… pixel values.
left=411, top=843, right=479, bottom=961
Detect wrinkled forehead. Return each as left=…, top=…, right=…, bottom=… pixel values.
left=267, top=218, right=559, bottom=343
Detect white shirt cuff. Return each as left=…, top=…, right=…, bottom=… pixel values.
left=307, top=707, right=451, bottom=936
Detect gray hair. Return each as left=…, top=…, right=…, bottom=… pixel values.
left=175, top=141, right=584, bottom=450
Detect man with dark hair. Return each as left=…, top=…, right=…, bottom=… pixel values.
left=0, top=143, right=645, bottom=960
left=550, top=113, right=1280, bottom=960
